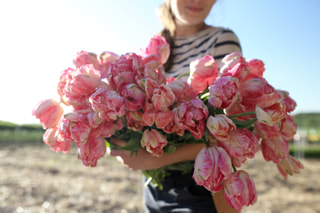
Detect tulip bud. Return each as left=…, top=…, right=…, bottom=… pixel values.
left=32, top=98, right=64, bottom=129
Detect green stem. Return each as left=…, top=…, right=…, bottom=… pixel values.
left=232, top=164, right=237, bottom=172
left=228, top=111, right=256, bottom=118
left=176, top=72, right=190, bottom=79
left=199, top=92, right=210, bottom=99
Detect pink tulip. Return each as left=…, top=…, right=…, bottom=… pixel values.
left=43, top=127, right=58, bottom=146
left=140, top=35, right=170, bottom=64
left=57, top=67, right=75, bottom=106
left=58, top=67, right=91, bottom=108
left=277, top=90, right=297, bottom=113
left=254, top=121, right=281, bottom=139
left=152, top=84, right=176, bottom=112
left=280, top=115, right=297, bottom=140
left=99, top=119, right=124, bottom=138
left=142, top=54, right=161, bottom=70
left=145, top=78, right=159, bottom=100
left=206, top=114, right=236, bottom=141
left=143, top=108, right=174, bottom=130
left=56, top=117, right=73, bottom=143
left=217, top=129, right=259, bottom=167
left=246, top=58, right=265, bottom=79
left=256, top=89, right=283, bottom=109
left=67, top=95, right=91, bottom=111
left=167, top=79, right=197, bottom=103
left=220, top=52, right=244, bottom=73
left=141, top=129, right=168, bottom=157
left=107, top=53, right=144, bottom=92
left=72, top=121, right=92, bottom=146
left=255, top=103, right=286, bottom=126
left=166, top=76, right=176, bottom=84
left=86, top=111, right=103, bottom=128
left=143, top=67, right=167, bottom=86
left=32, top=98, right=64, bottom=129
left=193, top=146, right=233, bottom=192
left=89, top=88, right=125, bottom=121
left=187, top=55, right=219, bottom=94
left=261, top=135, right=289, bottom=163
left=73, top=50, right=100, bottom=70
left=238, top=77, right=274, bottom=111
left=99, top=61, right=113, bottom=80
left=162, top=117, right=185, bottom=136
left=224, top=170, right=257, bottom=212
left=99, top=51, right=119, bottom=64
left=173, top=99, right=208, bottom=139
left=142, top=109, right=156, bottom=127
left=63, top=112, right=92, bottom=146
left=254, top=89, right=287, bottom=126
left=43, top=126, right=73, bottom=153
left=125, top=110, right=146, bottom=131
left=121, top=83, right=146, bottom=111
left=77, top=135, right=106, bottom=167
left=277, top=155, right=304, bottom=179
left=154, top=110, right=173, bottom=129
left=225, top=103, right=249, bottom=121
left=220, top=52, right=249, bottom=81
left=208, top=76, right=241, bottom=109
left=68, top=64, right=101, bottom=97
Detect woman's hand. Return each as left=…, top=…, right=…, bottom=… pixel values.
left=107, top=138, right=164, bottom=171
left=107, top=138, right=206, bottom=171
left=213, top=190, right=239, bottom=213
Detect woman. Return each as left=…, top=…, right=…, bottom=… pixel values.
left=109, top=0, right=241, bottom=212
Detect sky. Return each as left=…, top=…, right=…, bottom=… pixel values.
left=1, top=0, right=319, bottom=125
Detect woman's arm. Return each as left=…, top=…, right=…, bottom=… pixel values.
left=108, top=138, right=206, bottom=171
left=213, top=190, right=239, bottom=213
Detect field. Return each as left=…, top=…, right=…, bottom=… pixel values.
left=1, top=141, right=319, bottom=213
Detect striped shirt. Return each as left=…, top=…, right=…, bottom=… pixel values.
left=166, top=27, right=242, bottom=79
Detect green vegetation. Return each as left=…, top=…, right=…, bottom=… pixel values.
left=0, top=129, right=44, bottom=143
left=294, top=113, right=320, bottom=130
left=289, top=144, right=320, bottom=159
left=294, top=113, right=320, bottom=142
left=0, top=120, right=43, bottom=131
left=0, top=120, right=44, bottom=143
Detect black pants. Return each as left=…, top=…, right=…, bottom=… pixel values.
left=143, top=171, right=217, bottom=213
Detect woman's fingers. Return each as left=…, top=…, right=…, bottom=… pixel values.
left=109, top=138, right=126, bottom=146
left=107, top=148, right=135, bottom=169
left=107, top=147, right=127, bottom=157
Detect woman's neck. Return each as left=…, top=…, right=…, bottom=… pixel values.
left=175, top=22, right=208, bottom=37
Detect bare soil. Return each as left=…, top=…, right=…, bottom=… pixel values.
left=0, top=142, right=319, bottom=213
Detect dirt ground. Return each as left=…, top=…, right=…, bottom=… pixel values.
left=0, top=142, right=319, bottom=213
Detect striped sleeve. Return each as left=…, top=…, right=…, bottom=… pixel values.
left=211, top=29, right=242, bottom=67
left=165, top=27, right=242, bottom=78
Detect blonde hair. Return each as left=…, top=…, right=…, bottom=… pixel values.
left=157, top=0, right=176, bottom=71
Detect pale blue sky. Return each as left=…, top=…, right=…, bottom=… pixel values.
left=1, top=0, right=319, bottom=124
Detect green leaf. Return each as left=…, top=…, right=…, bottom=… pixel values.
left=117, top=130, right=142, bottom=153
left=105, top=127, right=143, bottom=155
left=142, top=161, right=194, bottom=190
left=208, top=106, right=224, bottom=116
left=105, top=139, right=120, bottom=149
left=228, top=111, right=256, bottom=118
left=142, top=169, right=166, bottom=190
left=176, top=71, right=190, bottom=80
left=232, top=118, right=257, bottom=129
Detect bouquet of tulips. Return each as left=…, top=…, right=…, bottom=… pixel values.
left=32, top=35, right=303, bottom=211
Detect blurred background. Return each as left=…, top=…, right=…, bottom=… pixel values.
left=0, top=0, right=319, bottom=212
